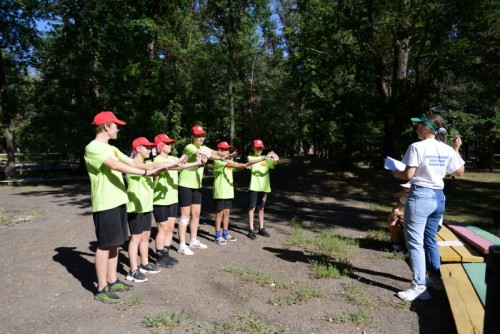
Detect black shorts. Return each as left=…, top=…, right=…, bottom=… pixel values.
left=178, top=186, right=202, bottom=207
left=249, top=191, right=267, bottom=208
left=214, top=199, right=233, bottom=211
left=153, top=204, right=178, bottom=222
left=93, top=205, right=128, bottom=248
left=128, top=212, right=153, bottom=235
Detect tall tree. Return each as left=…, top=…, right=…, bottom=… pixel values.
left=200, top=0, right=273, bottom=145
left=0, top=0, right=45, bottom=179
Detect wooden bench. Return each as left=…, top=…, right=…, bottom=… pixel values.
left=441, top=263, right=485, bottom=334
left=436, top=222, right=499, bottom=334
left=445, top=222, right=500, bottom=254
left=437, top=225, right=484, bottom=263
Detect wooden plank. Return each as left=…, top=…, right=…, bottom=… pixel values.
left=463, top=263, right=487, bottom=306
left=465, top=225, right=500, bottom=245
left=437, top=225, right=484, bottom=263
left=437, top=234, right=462, bottom=262
left=441, top=264, right=484, bottom=334
left=445, top=222, right=494, bottom=254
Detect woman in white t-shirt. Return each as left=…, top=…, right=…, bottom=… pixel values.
left=393, top=114, right=464, bottom=301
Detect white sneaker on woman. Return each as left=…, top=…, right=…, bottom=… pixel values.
left=397, top=283, right=431, bottom=301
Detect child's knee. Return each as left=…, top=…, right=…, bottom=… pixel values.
left=179, top=216, right=190, bottom=226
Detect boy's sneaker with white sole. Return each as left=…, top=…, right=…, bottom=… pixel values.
left=126, top=269, right=148, bottom=283
left=215, top=237, right=227, bottom=245
left=139, top=263, right=161, bottom=274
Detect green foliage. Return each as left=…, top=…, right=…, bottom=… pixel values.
left=2, top=0, right=497, bottom=172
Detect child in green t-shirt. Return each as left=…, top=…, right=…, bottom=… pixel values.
left=247, top=139, right=279, bottom=240
left=177, top=125, right=237, bottom=255
left=85, top=112, right=166, bottom=303
left=212, top=141, right=259, bottom=245
left=153, top=133, right=206, bottom=265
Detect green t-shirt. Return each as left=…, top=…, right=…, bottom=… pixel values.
left=179, top=143, right=210, bottom=189
left=153, top=155, right=179, bottom=206
left=248, top=155, right=276, bottom=193
left=213, top=160, right=238, bottom=199
left=126, top=172, right=154, bottom=213
left=84, top=140, right=129, bottom=212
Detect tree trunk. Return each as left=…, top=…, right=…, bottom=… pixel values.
left=227, top=40, right=235, bottom=145
left=0, top=52, right=16, bottom=179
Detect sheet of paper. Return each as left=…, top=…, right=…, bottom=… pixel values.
left=384, top=157, right=406, bottom=172
left=438, top=240, right=464, bottom=247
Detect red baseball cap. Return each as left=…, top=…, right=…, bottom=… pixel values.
left=191, top=125, right=206, bottom=135
left=132, top=137, right=155, bottom=149
left=253, top=139, right=264, bottom=148
left=154, top=134, right=176, bottom=145
left=92, top=111, right=126, bottom=125
left=217, top=141, right=233, bottom=150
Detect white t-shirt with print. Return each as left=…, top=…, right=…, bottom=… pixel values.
left=402, top=139, right=464, bottom=189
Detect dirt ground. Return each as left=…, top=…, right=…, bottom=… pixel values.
left=0, top=161, right=457, bottom=334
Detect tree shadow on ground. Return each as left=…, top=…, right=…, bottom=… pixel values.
left=9, top=182, right=92, bottom=214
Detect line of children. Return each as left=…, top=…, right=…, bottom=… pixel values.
left=86, top=114, right=280, bottom=303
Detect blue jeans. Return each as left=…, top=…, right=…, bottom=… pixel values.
left=404, top=185, right=445, bottom=285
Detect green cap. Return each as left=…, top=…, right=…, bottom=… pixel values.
left=411, top=115, right=437, bottom=131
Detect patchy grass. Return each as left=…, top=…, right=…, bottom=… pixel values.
left=310, top=256, right=353, bottom=279
left=365, top=229, right=391, bottom=242
left=143, top=310, right=187, bottom=331
left=270, top=285, right=324, bottom=306
left=284, top=223, right=357, bottom=259
left=198, top=312, right=289, bottom=334
left=343, top=281, right=373, bottom=307
left=119, top=294, right=144, bottom=311
left=325, top=307, right=373, bottom=326
left=0, top=208, right=44, bottom=227
left=223, top=267, right=291, bottom=289
left=381, top=250, right=407, bottom=260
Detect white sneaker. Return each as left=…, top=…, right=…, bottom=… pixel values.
left=189, top=239, right=208, bottom=249
left=178, top=247, right=194, bottom=255
left=397, top=283, right=431, bottom=301
left=427, top=276, right=445, bottom=291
